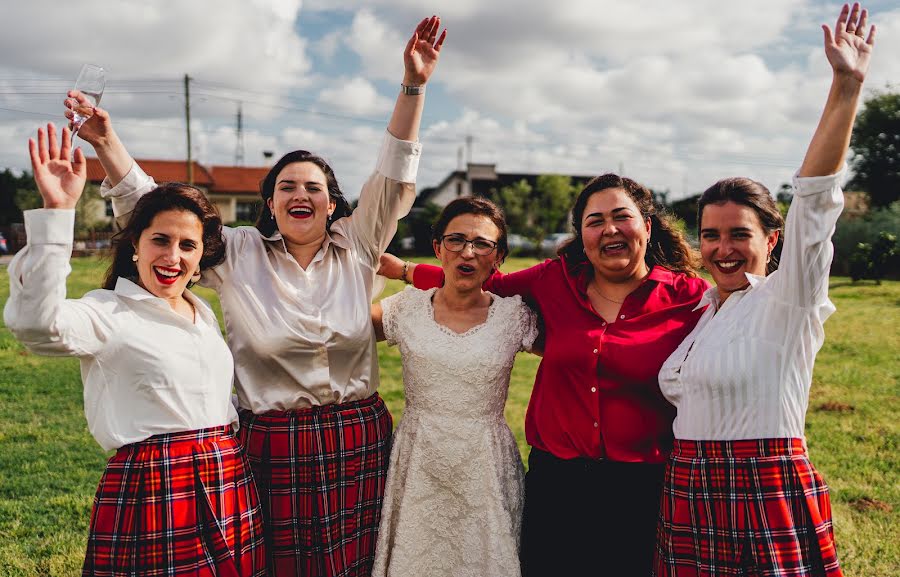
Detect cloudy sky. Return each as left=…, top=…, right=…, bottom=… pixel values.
left=1, top=0, right=898, bottom=200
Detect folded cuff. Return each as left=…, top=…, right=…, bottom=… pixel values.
left=792, top=165, right=847, bottom=197
left=23, top=209, right=75, bottom=245
left=377, top=130, right=422, bottom=184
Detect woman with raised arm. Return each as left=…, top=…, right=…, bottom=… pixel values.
left=68, top=16, right=446, bottom=577
left=654, top=5, right=875, bottom=576
left=383, top=177, right=709, bottom=574
left=4, top=125, right=265, bottom=576
left=371, top=197, right=538, bottom=577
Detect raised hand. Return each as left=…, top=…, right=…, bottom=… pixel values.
left=403, top=16, right=447, bottom=86
left=64, top=89, right=114, bottom=148
left=823, top=3, right=876, bottom=83
left=28, top=124, right=86, bottom=210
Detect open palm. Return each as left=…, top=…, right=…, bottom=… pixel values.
left=824, top=3, right=876, bottom=83
left=404, top=16, right=447, bottom=86
left=29, top=124, right=86, bottom=210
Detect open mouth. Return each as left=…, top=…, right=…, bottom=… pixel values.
left=456, top=264, right=476, bottom=275
left=713, top=260, right=744, bottom=274
left=153, top=266, right=182, bottom=286
left=601, top=242, right=627, bottom=255
left=287, top=206, right=313, bottom=219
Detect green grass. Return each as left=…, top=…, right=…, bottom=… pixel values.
left=0, top=256, right=897, bottom=575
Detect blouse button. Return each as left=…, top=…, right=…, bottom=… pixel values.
left=593, top=422, right=599, bottom=428
left=619, top=314, right=625, bottom=319
left=601, top=322, right=606, bottom=326
left=592, top=348, right=598, bottom=354
left=591, top=387, right=597, bottom=393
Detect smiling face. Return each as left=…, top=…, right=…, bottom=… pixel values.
left=700, top=201, right=779, bottom=301
left=267, top=161, right=336, bottom=247
left=580, top=187, right=652, bottom=282
left=433, top=213, right=503, bottom=292
left=133, top=209, right=204, bottom=301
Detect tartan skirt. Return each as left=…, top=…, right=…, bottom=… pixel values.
left=83, top=425, right=266, bottom=577
left=238, top=393, right=393, bottom=577
left=654, top=438, right=842, bottom=577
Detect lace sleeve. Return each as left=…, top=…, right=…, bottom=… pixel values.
left=379, top=288, right=409, bottom=347
left=516, top=298, right=539, bottom=352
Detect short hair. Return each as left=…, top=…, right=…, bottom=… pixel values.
left=431, top=196, right=509, bottom=261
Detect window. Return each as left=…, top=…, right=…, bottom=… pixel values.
left=235, top=201, right=261, bottom=223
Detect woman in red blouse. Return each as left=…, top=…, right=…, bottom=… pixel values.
left=382, top=175, right=708, bottom=575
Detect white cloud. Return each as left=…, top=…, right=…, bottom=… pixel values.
left=318, top=77, right=393, bottom=116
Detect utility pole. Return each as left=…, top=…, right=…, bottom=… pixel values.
left=465, top=134, right=473, bottom=165
left=184, top=74, right=193, bottom=185
left=235, top=102, right=245, bottom=166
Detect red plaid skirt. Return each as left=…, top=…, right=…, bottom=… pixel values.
left=238, top=393, right=392, bottom=577
left=654, top=438, right=842, bottom=577
left=83, top=425, right=266, bottom=577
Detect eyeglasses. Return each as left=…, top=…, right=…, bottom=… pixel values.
left=440, top=234, right=498, bottom=255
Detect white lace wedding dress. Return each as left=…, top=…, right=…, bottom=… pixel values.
left=372, top=287, right=538, bottom=577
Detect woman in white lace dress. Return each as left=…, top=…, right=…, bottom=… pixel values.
left=370, top=197, right=538, bottom=577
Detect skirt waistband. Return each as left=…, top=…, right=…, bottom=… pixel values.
left=672, top=438, right=807, bottom=459
left=240, top=392, right=385, bottom=422
left=116, top=425, right=234, bottom=456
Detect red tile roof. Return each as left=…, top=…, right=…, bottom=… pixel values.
left=85, top=157, right=268, bottom=196
left=208, top=166, right=268, bottom=194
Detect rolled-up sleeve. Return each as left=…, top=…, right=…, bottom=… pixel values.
left=772, top=167, right=846, bottom=308
left=3, top=209, right=110, bottom=357
left=100, top=162, right=157, bottom=227
left=343, top=131, right=421, bottom=265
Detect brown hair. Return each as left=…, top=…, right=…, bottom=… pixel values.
left=431, top=196, right=509, bottom=262
left=558, top=173, right=699, bottom=276
left=697, top=177, right=784, bottom=274
left=256, top=150, right=351, bottom=237
left=103, top=183, right=226, bottom=290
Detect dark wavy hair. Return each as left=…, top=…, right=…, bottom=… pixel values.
left=431, top=196, right=509, bottom=263
left=558, top=173, right=699, bottom=276
left=103, top=183, right=226, bottom=290
left=255, top=150, right=352, bottom=237
left=697, top=177, right=784, bottom=275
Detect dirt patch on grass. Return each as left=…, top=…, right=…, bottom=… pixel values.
left=850, top=497, right=892, bottom=513
left=814, top=401, right=855, bottom=412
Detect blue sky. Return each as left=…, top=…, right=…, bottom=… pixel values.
left=1, top=1, right=898, bottom=200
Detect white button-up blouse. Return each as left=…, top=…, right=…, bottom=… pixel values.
left=659, top=169, right=846, bottom=440
left=101, top=131, right=420, bottom=412
left=3, top=209, right=238, bottom=451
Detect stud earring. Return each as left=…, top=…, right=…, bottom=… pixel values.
left=132, top=254, right=139, bottom=262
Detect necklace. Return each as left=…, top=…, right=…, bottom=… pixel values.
left=587, top=281, right=626, bottom=304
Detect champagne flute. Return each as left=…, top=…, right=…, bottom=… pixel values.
left=71, top=64, right=106, bottom=136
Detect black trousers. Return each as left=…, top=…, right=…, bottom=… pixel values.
left=520, top=448, right=666, bottom=577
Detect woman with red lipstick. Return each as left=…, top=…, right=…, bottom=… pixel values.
left=370, top=197, right=537, bottom=577
left=4, top=125, right=265, bottom=576
left=654, top=5, right=875, bottom=576
left=384, top=177, right=708, bottom=575
left=69, top=16, right=446, bottom=577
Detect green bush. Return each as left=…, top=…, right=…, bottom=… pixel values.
left=833, top=202, right=900, bottom=279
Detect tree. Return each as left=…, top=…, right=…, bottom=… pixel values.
left=493, top=175, right=578, bottom=245
left=848, top=89, right=900, bottom=208
left=0, top=168, right=37, bottom=225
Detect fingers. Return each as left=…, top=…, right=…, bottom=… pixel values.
left=434, top=29, right=447, bottom=52
left=846, top=3, right=860, bottom=34
left=59, top=126, right=72, bottom=161
left=822, top=24, right=835, bottom=47
left=73, top=147, right=87, bottom=178
left=28, top=138, right=41, bottom=174
left=857, top=8, right=868, bottom=36
left=866, top=24, right=876, bottom=46
left=37, top=126, right=48, bottom=164
left=47, top=123, right=60, bottom=160
left=835, top=3, right=849, bottom=34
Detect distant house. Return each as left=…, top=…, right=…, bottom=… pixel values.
left=415, top=162, right=594, bottom=208
left=85, top=158, right=268, bottom=224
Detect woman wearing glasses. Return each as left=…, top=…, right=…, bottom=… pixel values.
left=68, top=16, right=446, bottom=577
left=370, top=197, right=537, bottom=577
left=381, top=176, right=707, bottom=575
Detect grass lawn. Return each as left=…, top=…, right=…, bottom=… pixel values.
left=0, top=256, right=897, bottom=576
